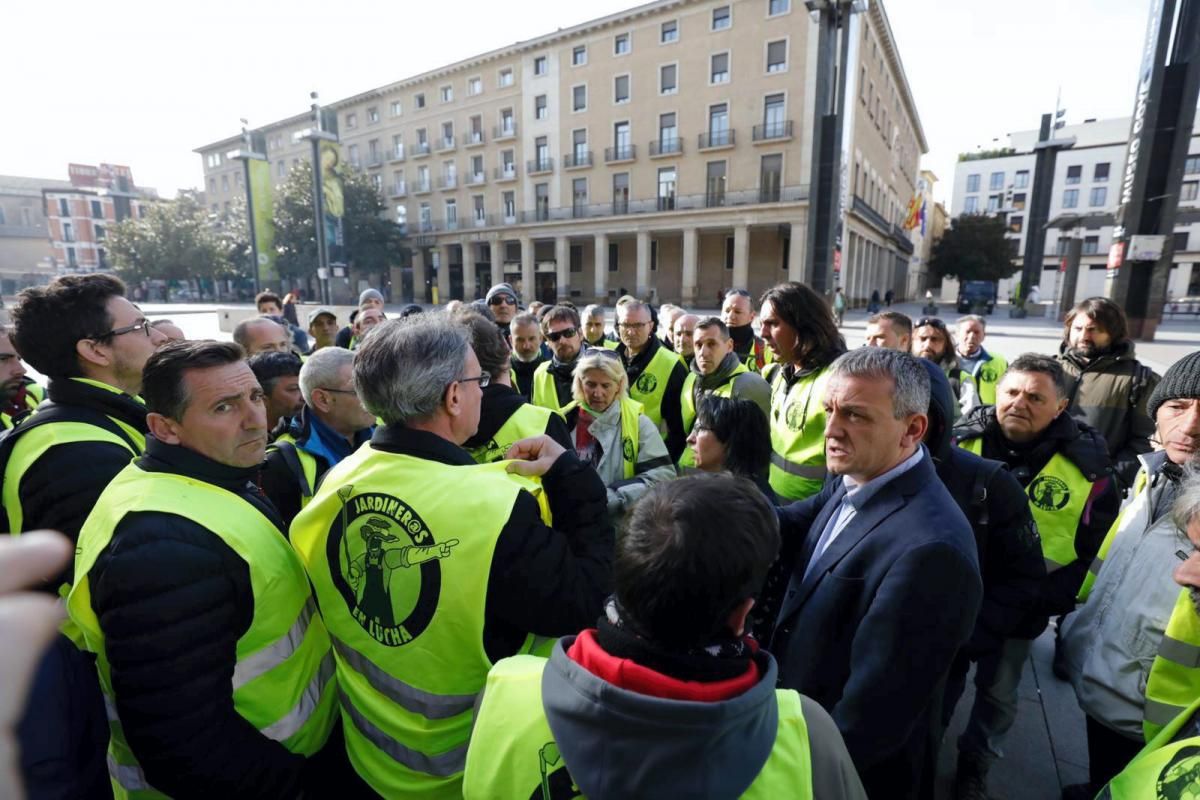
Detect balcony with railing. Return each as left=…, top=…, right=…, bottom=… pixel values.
left=563, top=151, right=593, bottom=169
left=390, top=145, right=406, bottom=162
left=698, top=129, right=736, bottom=150
left=437, top=175, right=458, bottom=190
left=436, top=136, right=456, bottom=153
left=412, top=179, right=433, bottom=195
left=649, top=138, right=683, bottom=158
left=390, top=181, right=407, bottom=198
left=604, top=144, right=637, bottom=164
left=752, top=120, right=794, bottom=142
left=466, top=172, right=487, bottom=186
left=411, top=142, right=431, bottom=158
left=494, top=165, right=518, bottom=181
left=493, top=123, right=518, bottom=141
left=366, top=152, right=384, bottom=168
left=464, top=130, right=486, bottom=147
left=527, top=157, right=554, bottom=175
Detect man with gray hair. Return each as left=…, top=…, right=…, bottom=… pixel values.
left=258, top=346, right=375, bottom=526
left=289, top=315, right=614, bottom=798
left=769, top=346, right=982, bottom=800
left=233, top=316, right=292, bottom=357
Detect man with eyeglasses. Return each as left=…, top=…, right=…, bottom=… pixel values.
left=4, top=273, right=168, bottom=798
left=289, top=314, right=614, bottom=797
left=260, top=347, right=375, bottom=526
left=486, top=282, right=520, bottom=341
left=722, top=289, right=772, bottom=374
left=531, top=306, right=586, bottom=413
left=911, top=316, right=979, bottom=419
left=616, top=300, right=689, bottom=461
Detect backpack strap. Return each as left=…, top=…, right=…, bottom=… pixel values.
left=269, top=440, right=313, bottom=498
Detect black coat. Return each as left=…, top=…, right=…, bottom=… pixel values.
left=770, top=453, right=982, bottom=800
left=462, top=383, right=573, bottom=456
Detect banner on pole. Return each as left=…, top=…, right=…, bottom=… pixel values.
left=247, top=159, right=277, bottom=283
left=319, top=140, right=346, bottom=267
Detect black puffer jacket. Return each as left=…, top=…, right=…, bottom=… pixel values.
left=921, top=361, right=1046, bottom=646
left=86, top=440, right=343, bottom=799
left=953, top=405, right=1120, bottom=619
left=462, top=383, right=572, bottom=455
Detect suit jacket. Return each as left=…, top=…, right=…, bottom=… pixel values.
left=770, top=450, right=982, bottom=800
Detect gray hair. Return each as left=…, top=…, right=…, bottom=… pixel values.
left=1172, top=466, right=1200, bottom=534
left=830, top=347, right=930, bottom=419
left=582, top=304, right=606, bottom=321
left=232, top=316, right=283, bottom=349
left=299, top=346, right=355, bottom=406
left=617, top=300, right=649, bottom=319
left=956, top=314, right=988, bottom=331
left=353, top=316, right=468, bottom=426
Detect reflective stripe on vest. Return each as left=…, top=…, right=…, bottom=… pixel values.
left=466, top=403, right=555, bottom=464
left=0, top=384, right=42, bottom=430
left=628, top=345, right=683, bottom=429
left=1143, top=588, right=1200, bottom=742
left=973, top=353, right=1008, bottom=406
left=1078, top=468, right=1150, bottom=601
left=531, top=362, right=568, bottom=413
left=765, top=363, right=831, bottom=502
left=678, top=365, right=748, bottom=469
left=1099, top=696, right=1200, bottom=798
left=68, top=466, right=337, bottom=799
left=289, top=449, right=552, bottom=798
left=960, top=439, right=1093, bottom=573
left=462, top=655, right=815, bottom=800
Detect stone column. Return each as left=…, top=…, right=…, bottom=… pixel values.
left=636, top=230, right=651, bottom=300
left=461, top=241, right=476, bottom=300
left=681, top=228, right=699, bottom=306
left=593, top=232, right=609, bottom=302
left=411, top=248, right=427, bottom=304
left=732, top=224, right=749, bottom=291
left=555, top=236, right=570, bottom=302
left=520, top=235, right=535, bottom=304
left=437, top=244, right=452, bottom=304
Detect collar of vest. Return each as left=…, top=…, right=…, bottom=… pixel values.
left=142, top=437, right=262, bottom=490
left=463, top=384, right=527, bottom=449
left=370, top=424, right=476, bottom=466
left=691, top=352, right=745, bottom=388
left=46, top=377, right=149, bottom=431
left=618, top=336, right=663, bottom=376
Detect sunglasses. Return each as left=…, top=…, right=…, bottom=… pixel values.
left=915, top=317, right=947, bottom=330
left=488, top=295, right=516, bottom=306
left=546, top=327, right=578, bottom=342
left=583, top=347, right=621, bottom=360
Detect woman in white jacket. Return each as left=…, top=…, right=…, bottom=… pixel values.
left=568, top=348, right=676, bottom=517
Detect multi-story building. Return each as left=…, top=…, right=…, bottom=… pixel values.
left=42, top=164, right=156, bottom=274
left=948, top=117, right=1200, bottom=306
left=196, top=0, right=926, bottom=306
left=0, top=174, right=71, bottom=297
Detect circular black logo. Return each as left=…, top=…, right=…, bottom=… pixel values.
left=785, top=400, right=806, bottom=432
left=326, top=488, right=460, bottom=647
left=635, top=372, right=658, bottom=395
left=621, top=436, right=635, bottom=463
left=1029, top=476, right=1071, bottom=512
left=1156, top=744, right=1200, bottom=799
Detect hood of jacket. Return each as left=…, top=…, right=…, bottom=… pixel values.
left=1058, top=338, right=1138, bottom=373
left=920, top=358, right=955, bottom=460
left=691, top=351, right=743, bottom=389
left=542, top=637, right=781, bottom=800
left=953, top=404, right=1112, bottom=481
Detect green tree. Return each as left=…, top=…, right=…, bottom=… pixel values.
left=107, top=190, right=241, bottom=285
left=273, top=161, right=407, bottom=280
left=929, top=213, right=1019, bottom=283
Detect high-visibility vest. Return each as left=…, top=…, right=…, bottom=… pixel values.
left=960, top=438, right=1094, bottom=574
left=564, top=396, right=643, bottom=479
left=268, top=433, right=321, bottom=508
left=466, top=403, right=557, bottom=464
left=764, top=363, right=831, bottom=502
left=68, top=466, right=337, bottom=799
left=1143, top=589, right=1200, bottom=742
left=0, top=382, right=43, bottom=430
left=678, top=363, right=749, bottom=469
left=971, top=352, right=1008, bottom=405
left=289, top=446, right=554, bottom=799
left=742, top=337, right=773, bottom=374
left=1099, top=696, right=1200, bottom=798
left=1078, top=468, right=1150, bottom=601
left=627, top=345, right=684, bottom=430
left=531, top=361, right=570, bottom=413
left=462, top=654, right=815, bottom=800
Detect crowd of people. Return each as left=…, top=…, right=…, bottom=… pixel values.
left=0, top=272, right=1198, bottom=800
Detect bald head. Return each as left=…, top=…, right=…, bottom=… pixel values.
left=234, top=317, right=291, bottom=357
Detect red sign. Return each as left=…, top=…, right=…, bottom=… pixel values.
left=1060, top=257, right=1067, bottom=273
left=833, top=249, right=842, bottom=274
left=1107, top=242, right=1125, bottom=272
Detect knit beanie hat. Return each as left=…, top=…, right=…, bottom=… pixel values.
left=359, top=288, right=384, bottom=307
left=485, top=282, right=518, bottom=305
left=1148, top=350, right=1200, bottom=421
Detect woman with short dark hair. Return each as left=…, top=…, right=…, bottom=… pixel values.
left=687, top=395, right=775, bottom=503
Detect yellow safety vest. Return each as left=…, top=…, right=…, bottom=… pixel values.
left=972, top=353, right=1008, bottom=406
left=1078, top=469, right=1150, bottom=601
left=739, top=336, right=774, bottom=374
left=467, top=403, right=557, bottom=464
left=1143, top=589, right=1200, bottom=742
left=564, top=396, right=643, bottom=479
left=678, top=363, right=749, bottom=469
left=626, top=345, right=684, bottom=430
left=462, top=654, right=815, bottom=800
left=961, top=439, right=1094, bottom=574
left=289, top=445, right=553, bottom=799
left=0, top=382, right=42, bottom=430
left=764, top=363, right=832, bottom=502
left=68, top=466, right=337, bottom=799
left=269, top=433, right=320, bottom=508
left=531, top=361, right=570, bottom=413
left=1100, top=696, right=1200, bottom=798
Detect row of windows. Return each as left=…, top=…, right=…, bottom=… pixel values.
left=56, top=221, right=107, bottom=243
left=0, top=206, right=36, bottom=227
left=48, top=197, right=108, bottom=220
left=965, top=169, right=1031, bottom=194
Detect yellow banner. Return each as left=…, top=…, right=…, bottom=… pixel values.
left=319, top=140, right=346, bottom=265
left=247, top=159, right=277, bottom=282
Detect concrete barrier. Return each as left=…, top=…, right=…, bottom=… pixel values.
left=216, top=304, right=360, bottom=333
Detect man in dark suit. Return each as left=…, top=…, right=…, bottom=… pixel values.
left=770, top=347, right=983, bottom=800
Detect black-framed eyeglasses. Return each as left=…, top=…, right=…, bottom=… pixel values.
left=456, top=373, right=491, bottom=387
left=546, top=327, right=578, bottom=342
left=93, top=319, right=154, bottom=340
left=487, top=295, right=516, bottom=306
left=319, top=387, right=358, bottom=396
left=915, top=317, right=947, bottom=330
